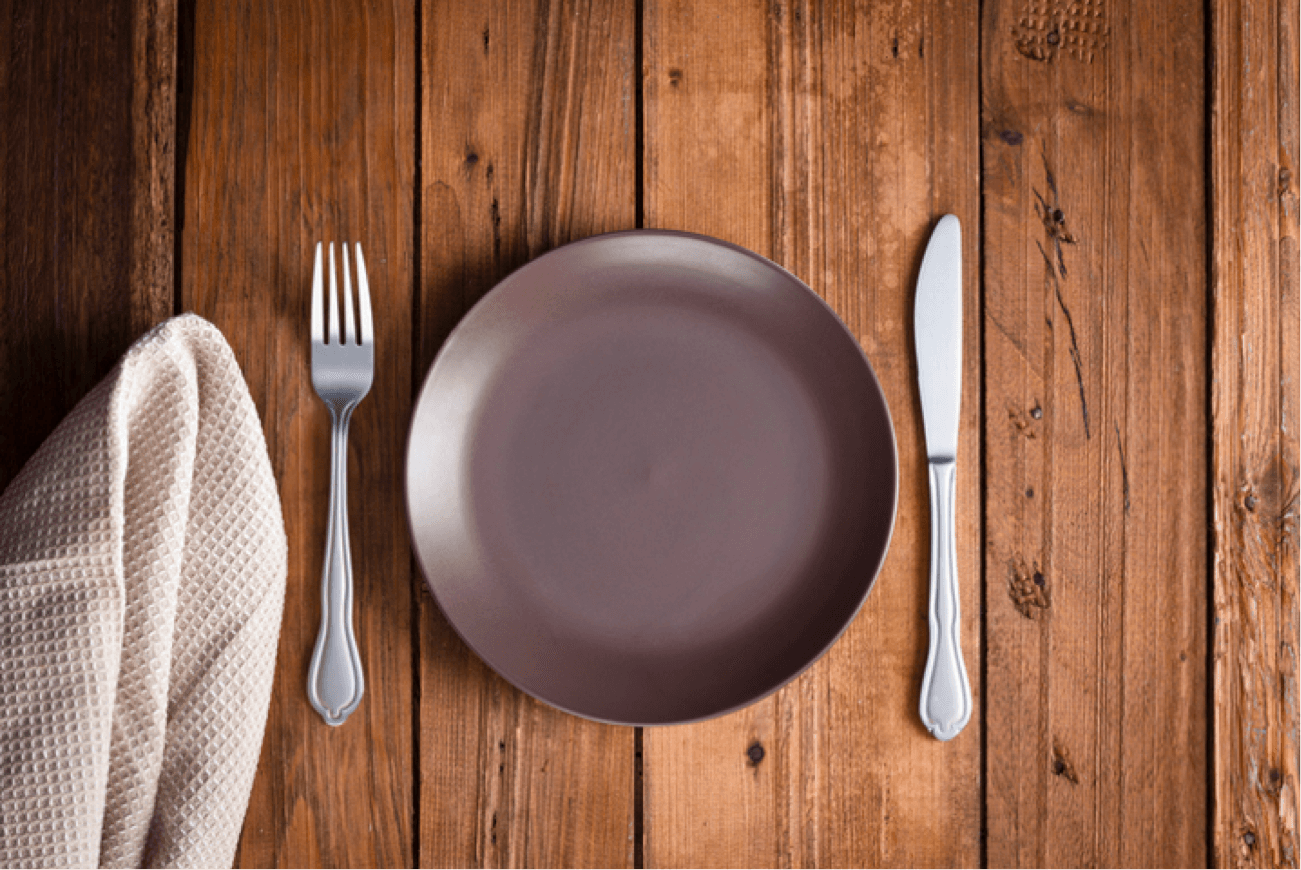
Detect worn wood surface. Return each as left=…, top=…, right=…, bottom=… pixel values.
left=417, top=0, right=637, bottom=865
left=1211, top=0, right=1300, bottom=865
left=642, top=0, right=982, bottom=865
left=0, top=0, right=174, bottom=490
left=3, top=0, right=1299, bottom=866
left=182, top=0, right=416, bottom=865
left=981, top=0, right=1210, bottom=866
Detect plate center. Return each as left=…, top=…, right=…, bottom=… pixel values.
left=469, top=302, right=833, bottom=655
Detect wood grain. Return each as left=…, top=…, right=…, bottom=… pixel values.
left=642, top=0, right=982, bottom=865
left=417, top=0, right=636, bottom=865
left=981, top=0, right=1208, bottom=865
left=1211, top=0, right=1300, bottom=864
left=0, top=0, right=175, bottom=489
left=181, top=1, right=416, bottom=865
left=15, top=0, right=1301, bottom=864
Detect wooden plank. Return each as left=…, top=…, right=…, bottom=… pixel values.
left=181, top=1, right=415, bottom=865
left=417, top=0, right=636, bottom=865
left=642, top=0, right=982, bottom=865
left=981, top=0, right=1208, bottom=865
left=1210, top=0, right=1300, bottom=863
left=0, top=0, right=175, bottom=489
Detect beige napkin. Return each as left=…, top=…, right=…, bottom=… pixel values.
left=0, top=314, right=288, bottom=869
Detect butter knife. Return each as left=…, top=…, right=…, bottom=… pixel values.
left=915, top=214, right=972, bottom=741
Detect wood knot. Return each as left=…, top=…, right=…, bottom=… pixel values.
left=1051, top=739, right=1080, bottom=784
left=1013, top=2, right=1108, bottom=63
left=668, top=68, right=683, bottom=88
left=1013, top=31, right=1050, bottom=62
left=746, top=742, right=765, bottom=766
left=1009, top=561, right=1050, bottom=619
left=1036, top=194, right=1078, bottom=245
left=465, top=152, right=479, bottom=166
left=1244, top=830, right=1256, bottom=848
left=1009, top=404, right=1041, bottom=438
left=1000, top=129, right=1024, bottom=146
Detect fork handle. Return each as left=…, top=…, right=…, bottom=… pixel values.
left=919, top=459, right=971, bottom=741
left=308, top=409, right=365, bottom=726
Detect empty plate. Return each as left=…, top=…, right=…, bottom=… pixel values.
left=406, top=230, right=897, bottom=725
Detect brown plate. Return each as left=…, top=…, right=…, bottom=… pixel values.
left=406, top=230, right=897, bottom=725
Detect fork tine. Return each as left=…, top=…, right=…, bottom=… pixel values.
left=327, top=242, right=341, bottom=345
left=311, top=242, right=324, bottom=344
left=341, top=243, right=357, bottom=345
left=355, top=243, right=374, bottom=346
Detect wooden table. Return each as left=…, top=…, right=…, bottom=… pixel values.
left=1, top=0, right=1296, bottom=866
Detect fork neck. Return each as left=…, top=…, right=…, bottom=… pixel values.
left=322, top=398, right=358, bottom=421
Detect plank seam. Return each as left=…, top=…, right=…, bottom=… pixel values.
left=633, top=3, right=645, bottom=866
left=174, top=0, right=194, bottom=320
left=1203, top=0, right=1217, bottom=864
left=976, top=0, right=990, bottom=864
left=411, top=0, right=424, bottom=865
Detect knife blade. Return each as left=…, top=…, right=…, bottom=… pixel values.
left=915, top=214, right=972, bottom=741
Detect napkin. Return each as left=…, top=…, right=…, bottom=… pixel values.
left=0, top=314, right=288, bottom=869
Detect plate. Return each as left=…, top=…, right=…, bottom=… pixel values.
left=406, top=230, right=897, bottom=725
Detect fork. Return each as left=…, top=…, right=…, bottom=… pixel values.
left=307, top=241, right=374, bottom=727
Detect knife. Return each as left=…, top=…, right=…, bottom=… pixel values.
left=915, top=214, right=972, bottom=742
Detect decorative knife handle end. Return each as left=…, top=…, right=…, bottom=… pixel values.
left=919, top=459, right=972, bottom=742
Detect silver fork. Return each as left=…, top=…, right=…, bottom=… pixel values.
left=307, top=241, right=374, bottom=727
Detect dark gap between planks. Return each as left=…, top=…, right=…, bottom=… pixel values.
left=411, top=0, right=425, bottom=864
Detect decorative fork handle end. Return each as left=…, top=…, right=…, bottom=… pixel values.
left=919, top=459, right=971, bottom=741
left=307, top=413, right=365, bottom=727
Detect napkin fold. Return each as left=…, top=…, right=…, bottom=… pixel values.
left=0, top=315, right=288, bottom=869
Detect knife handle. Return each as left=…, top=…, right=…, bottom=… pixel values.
left=919, top=459, right=971, bottom=741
